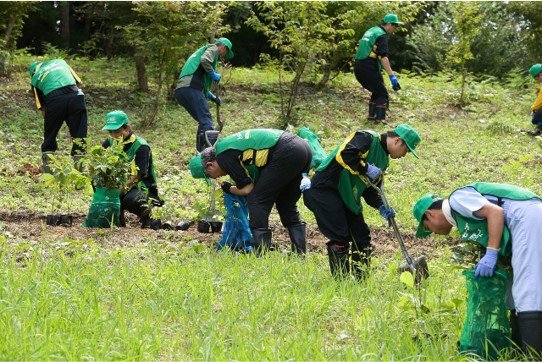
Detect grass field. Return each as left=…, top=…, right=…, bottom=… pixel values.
left=0, top=54, right=540, bottom=360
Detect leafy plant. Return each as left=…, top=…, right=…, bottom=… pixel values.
left=85, top=138, right=131, bottom=190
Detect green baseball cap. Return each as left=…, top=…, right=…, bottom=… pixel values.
left=394, top=124, right=421, bottom=158
left=413, top=194, right=443, bottom=238
left=383, top=13, right=403, bottom=25
left=530, top=64, right=542, bottom=79
left=102, top=110, right=129, bottom=131
left=217, top=37, right=234, bottom=60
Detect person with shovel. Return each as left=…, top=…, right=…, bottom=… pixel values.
left=175, top=37, right=234, bottom=151
left=354, top=13, right=403, bottom=124
left=29, top=59, right=87, bottom=174
left=200, top=129, right=312, bottom=256
left=303, top=124, right=421, bottom=280
left=413, top=183, right=542, bottom=355
left=101, top=110, right=162, bottom=229
left=529, top=63, right=542, bottom=135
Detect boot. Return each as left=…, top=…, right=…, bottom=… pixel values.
left=196, top=132, right=207, bottom=152
left=287, top=222, right=306, bottom=255
left=140, top=208, right=151, bottom=229
left=375, top=105, right=387, bottom=124
left=517, top=311, right=542, bottom=357
left=351, top=244, right=372, bottom=281
left=367, top=102, right=376, bottom=122
left=327, top=242, right=350, bottom=279
left=250, top=227, right=272, bottom=257
left=72, top=154, right=85, bottom=173
left=41, top=152, right=55, bottom=174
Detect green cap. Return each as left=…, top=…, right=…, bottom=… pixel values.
left=102, top=110, right=129, bottom=131
left=383, top=13, right=403, bottom=25
left=189, top=154, right=211, bottom=185
left=394, top=124, right=421, bottom=158
left=413, top=194, right=442, bottom=238
left=29, top=61, right=42, bottom=77
left=530, top=64, right=542, bottom=79
left=217, top=37, right=234, bottom=60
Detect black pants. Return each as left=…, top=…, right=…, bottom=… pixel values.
left=303, top=187, right=371, bottom=250
left=247, top=133, right=312, bottom=229
left=121, top=187, right=150, bottom=218
left=354, top=59, right=389, bottom=109
left=42, top=91, right=88, bottom=156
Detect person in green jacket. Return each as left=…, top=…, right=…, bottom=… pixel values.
left=413, top=183, right=542, bottom=355
left=354, top=14, right=403, bottom=124
left=101, top=110, right=161, bottom=228
left=303, top=124, right=421, bottom=280
left=175, top=38, right=234, bottom=151
left=29, top=59, right=87, bottom=174
left=529, top=63, right=542, bottom=134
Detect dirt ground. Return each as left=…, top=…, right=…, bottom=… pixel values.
left=0, top=210, right=443, bottom=260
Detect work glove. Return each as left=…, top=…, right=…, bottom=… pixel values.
left=210, top=70, right=221, bottom=82
left=300, top=173, right=311, bottom=192
left=389, top=74, right=401, bottom=91
left=207, top=92, right=221, bottom=106
left=379, top=204, right=396, bottom=226
left=366, top=163, right=382, bottom=182
left=221, top=181, right=233, bottom=194
left=474, top=248, right=498, bottom=278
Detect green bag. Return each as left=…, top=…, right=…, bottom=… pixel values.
left=460, top=269, right=511, bottom=359
left=83, top=187, right=121, bottom=228
left=298, top=127, right=327, bottom=169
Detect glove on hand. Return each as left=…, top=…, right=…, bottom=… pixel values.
left=366, top=163, right=382, bottom=182
left=379, top=205, right=396, bottom=224
left=221, top=181, right=233, bottom=194
left=207, top=92, right=221, bottom=106
left=474, top=248, right=498, bottom=278
left=389, top=75, right=401, bottom=91
left=210, top=70, right=221, bottom=82
left=300, top=173, right=311, bottom=192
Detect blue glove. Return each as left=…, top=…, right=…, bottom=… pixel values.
left=366, top=163, right=382, bottom=182
left=474, top=248, right=498, bottom=278
left=389, top=75, right=401, bottom=91
left=379, top=204, right=396, bottom=223
left=207, top=92, right=221, bottom=106
left=210, top=70, right=221, bottom=82
left=300, top=173, right=311, bottom=192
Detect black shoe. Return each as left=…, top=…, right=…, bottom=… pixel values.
left=141, top=216, right=151, bottom=229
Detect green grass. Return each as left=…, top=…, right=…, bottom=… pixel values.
left=1, top=55, right=541, bottom=359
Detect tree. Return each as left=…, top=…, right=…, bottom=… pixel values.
left=0, top=2, right=33, bottom=75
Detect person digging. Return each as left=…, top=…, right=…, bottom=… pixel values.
left=303, top=124, right=421, bottom=280
left=101, top=110, right=162, bottom=228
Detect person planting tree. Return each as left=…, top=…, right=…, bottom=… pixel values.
left=354, top=13, right=403, bottom=124
left=100, top=110, right=161, bottom=229
left=29, top=59, right=87, bottom=174
left=529, top=63, right=542, bottom=135
left=175, top=37, right=234, bottom=151
left=303, top=124, right=421, bottom=280
left=200, top=128, right=312, bottom=256
left=412, top=183, right=542, bottom=356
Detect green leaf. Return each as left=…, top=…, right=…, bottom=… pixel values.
left=400, top=271, right=414, bottom=289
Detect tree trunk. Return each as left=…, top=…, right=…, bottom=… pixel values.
left=134, top=47, right=149, bottom=92
left=60, top=2, right=71, bottom=48
left=0, top=15, right=16, bottom=75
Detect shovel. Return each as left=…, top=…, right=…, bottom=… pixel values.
left=367, top=178, right=429, bottom=284
left=198, top=130, right=223, bottom=233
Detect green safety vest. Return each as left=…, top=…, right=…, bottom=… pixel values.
left=109, top=135, right=157, bottom=191
left=450, top=182, right=540, bottom=257
left=179, top=44, right=218, bottom=95
left=216, top=129, right=283, bottom=182
left=317, top=131, right=389, bottom=214
left=30, top=59, right=78, bottom=96
left=355, top=26, right=387, bottom=70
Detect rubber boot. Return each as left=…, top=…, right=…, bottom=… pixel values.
left=287, top=222, right=306, bottom=255
left=72, top=154, right=85, bottom=173
left=375, top=105, right=387, bottom=124
left=41, top=152, right=55, bottom=174
left=351, top=244, right=372, bottom=281
left=327, top=242, right=350, bottom=279
left=140, top=207, right=151, bottom=229
left=250, top=227, right=272, bottom=257
left=517, top=311, right=542, bottom=357
left=367, top=102, right=376, bottom=122
left=196, top=132, right=207, bottom=152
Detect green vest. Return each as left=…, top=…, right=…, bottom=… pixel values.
left=450, top=182, right=540, bottom=257
left=216, top=129, right=283, bottom=182
left=110, top=135, right=157, bottom=191
left=30, top=59, right=76, bottom=96
left=179, top=44, right=217, bottom=95
left=318, top=131, right=389, bottom=214
left=355, top=26, right=386, bottom=70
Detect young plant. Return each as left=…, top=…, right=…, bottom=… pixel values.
left=85, top=138, right=131, bottom=190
